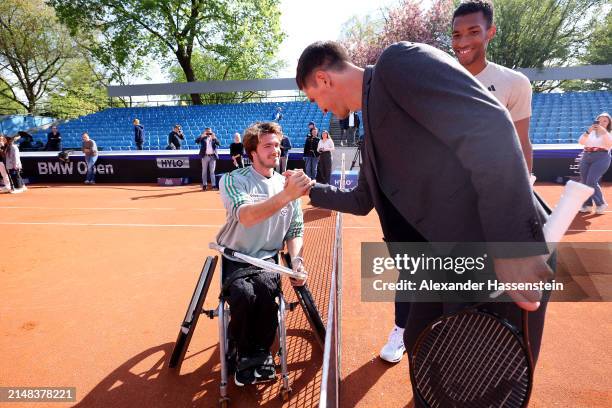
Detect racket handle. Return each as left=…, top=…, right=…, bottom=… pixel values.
left=209, top=242, right=236, bottom=257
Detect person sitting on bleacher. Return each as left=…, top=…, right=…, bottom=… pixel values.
left=216, top=121, right=313, bottom=386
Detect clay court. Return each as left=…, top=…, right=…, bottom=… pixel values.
left=1, top=182, right=611, bottom=407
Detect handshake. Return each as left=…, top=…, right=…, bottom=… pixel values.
left=282, top=169, right=315, bottom=200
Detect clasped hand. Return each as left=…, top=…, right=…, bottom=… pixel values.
left=282, top=169, right=315, bottom=199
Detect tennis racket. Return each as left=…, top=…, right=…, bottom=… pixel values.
left=410, top=305, right=533, bottom=408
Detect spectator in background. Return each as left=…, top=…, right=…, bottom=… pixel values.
left=82, top=132, right=98, bottom=185
left=578, top=112, right=612, bottom=214
left=0, top=135, right=12, bottom=193
left=167, top=124, right=184, bottom=150
left=230, top=132, right=245, bottom=168
left=303, top=127, right=320, bottom=180
left=133, top=119, right=145, bottom=150
left=317, top=130, right=334, bottom=184
left=274, top=106, right=283, bottom=122
left=196, top=127, right=220, bottom=191
left=278, top=133, right=292, bottom=173
left=347, top=111, right=360, bottom=146
left=5, top=134, right=25, bottom=193
left=338, top=115, right=349, bottom=145
left=45, top=126, right=62, bottom=151
left=307, top=121, right=316, bottom=133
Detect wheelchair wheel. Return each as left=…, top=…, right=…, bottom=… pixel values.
left=282, top=253, right=326, bottom=348
left=169, top=255, right=218, bottom=369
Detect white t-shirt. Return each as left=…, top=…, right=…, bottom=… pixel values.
left=475, top=62, right=532, bottom=122
left=205, top=137, right=214, bottom=155
left=584, top=131, right=611, bottom=150
left=318, top=138, right=335, bottom=152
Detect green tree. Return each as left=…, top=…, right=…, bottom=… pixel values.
left=0, top=82, right=26, bottom=115
left=167, top=49, right=284, bottom=104
left=0, top=0, right=75, bottom=113
left=489, top=0, right=607, bottom=91
left=46, top=58, right=110, bottom=119
left=563, top=8, right=611, bottom=91
left=50, top=0, right=285, bottom=105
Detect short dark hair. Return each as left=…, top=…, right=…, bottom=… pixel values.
left=296, top=41, right=351, bottom=90
left=453, top=1, right=494, bottom=28
left=243, top=121, right=283, bottom=161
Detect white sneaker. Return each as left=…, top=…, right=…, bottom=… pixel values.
left=380, top=325, right=406, bottom=363
left=0, top=186, right=10, bottom=193
left=10, top=187, right=24, bottom=194
left=579, top=205, right=591, bottom=213
left=596, top=204, right=608, bottom=215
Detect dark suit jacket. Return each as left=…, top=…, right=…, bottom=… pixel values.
left=195, top=135, right=220, bottom=159
left=311, top=42, right=547, bottom=256
left=134, top=125, right=144, bottom=143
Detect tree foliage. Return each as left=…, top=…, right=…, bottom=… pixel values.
left=51, top=0, right=285, bottom=105
left=489, top=0, right=606, bottom=69
left=168, top=50, right=283, bottom=104
left=339, top=0, right=454, bottom=67
left=562, top=8, right=612, bottom=91
left=0, top=0, right=75, bottom=113
left=46, top=59, right=110, bottom=119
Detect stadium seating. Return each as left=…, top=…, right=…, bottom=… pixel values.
left=530, top=91, right=611, bottom=144
left=20, top=91, right=612, bottom=150
left=0, top=115, right=55, bottom=137
left=30, top=101, right=331, bottom=150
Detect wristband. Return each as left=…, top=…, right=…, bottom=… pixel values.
left=291, top=256, right=304, bottom=265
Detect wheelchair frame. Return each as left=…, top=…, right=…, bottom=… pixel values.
left=169, top=250, right=325, bottom=407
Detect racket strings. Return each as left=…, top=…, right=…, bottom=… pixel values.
left=413, top=312, right=531, bottom=408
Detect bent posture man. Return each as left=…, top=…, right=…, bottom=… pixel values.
left=217, top=121, right=312, bottom=386
left=295, top=41, right=552, bottom=405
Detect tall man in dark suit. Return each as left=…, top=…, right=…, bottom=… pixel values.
left=295, top=41, right=552, bottom=404
left=45, top=126, right=62, bottom=151
left=196, top=127, right=220, bottom=190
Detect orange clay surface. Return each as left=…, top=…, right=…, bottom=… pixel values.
left=1, top=182, right=611, bottom=408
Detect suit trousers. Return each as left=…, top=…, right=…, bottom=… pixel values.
left=201, top=155, right=217, bottom=187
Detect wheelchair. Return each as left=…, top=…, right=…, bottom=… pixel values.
left=169, top=244, right=326, bottom=407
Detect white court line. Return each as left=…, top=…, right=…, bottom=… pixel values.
left=0, top=222, right=224, bottom=228
left=1, top=222, right=608, bottom=232
left=0, top=222, right=331, bottom=229
left=567, top=229, right=612, bottom=232
left=343, top=226, right=378, bottom=229
left=0, top=206, right=225, bottom=211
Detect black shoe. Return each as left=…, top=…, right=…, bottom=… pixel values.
left=254, top=352, right=276, bottom=381
left=202, top=185, right=207, bottom=191
left=234, top=367, right=256, bottom=386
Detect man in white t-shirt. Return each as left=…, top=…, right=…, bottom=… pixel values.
left=452, top=0, right=533, bottom=172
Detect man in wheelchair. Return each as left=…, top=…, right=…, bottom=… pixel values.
left=216, top=121, right=314, bottom=386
